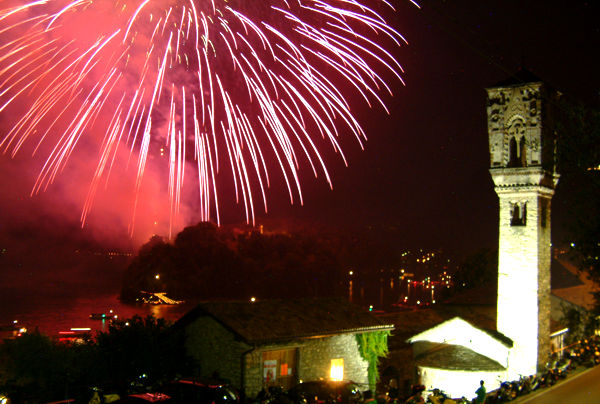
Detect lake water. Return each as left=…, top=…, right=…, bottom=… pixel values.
left=0, top=281, right=440, bottom=338
left=0, top=252, right=199, bottom=337
left=0, top=289, right=196, bottom=337
left=0, top=253, right=445, bottom=338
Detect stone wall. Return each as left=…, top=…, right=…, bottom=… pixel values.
left=243, top=347, right=268, bottom=398
left=298, top=333, right=369, bottom=388
left=184, top=318, right=371, bottom=399
left=184, top=316, right=251, bottom=390
left=243, top=333, right=370, bottom=397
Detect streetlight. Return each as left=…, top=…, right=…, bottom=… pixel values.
left=348, top=270, right=354, bottom=302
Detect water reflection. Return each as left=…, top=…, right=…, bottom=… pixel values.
left=348, top=273, right=454, bottom=310
left=0, top=292, right=195, bottom=337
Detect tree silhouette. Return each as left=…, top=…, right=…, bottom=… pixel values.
left=121, top=222, right=345, bottom=301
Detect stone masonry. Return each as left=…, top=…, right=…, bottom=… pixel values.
left=240, top=333, right=369, bottom=397
left=184, top=314, right=371, bottom=399
left=486, top=78, right=559, bottom=377
left=184, top=315, right=252, bottom=388
left=297, top=333, right=369, bottom=387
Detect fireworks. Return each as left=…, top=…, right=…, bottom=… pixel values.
left=0, top=0, right=412, bottom=234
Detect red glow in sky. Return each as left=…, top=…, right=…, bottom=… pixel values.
left=0, top=0, right=410, bottom=243
left=0, top=0, right=598, bottom=254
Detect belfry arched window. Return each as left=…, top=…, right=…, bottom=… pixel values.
left=509, top=137, right=519, bottom=167
left=519, top=136, right=527, bottom=167
left=507, top=117, right=526, bottom=168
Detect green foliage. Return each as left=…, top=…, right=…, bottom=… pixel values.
left=355, top=331, right=390, bottom=392
left=560, top=303, right=600, bottom=343
left=560, top=305, right=584, bottom=343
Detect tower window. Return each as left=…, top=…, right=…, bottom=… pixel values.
left=511, top=202, right=527, bottom=226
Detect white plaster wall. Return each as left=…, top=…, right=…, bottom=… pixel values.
left=418, top=366, right=507, bottom=400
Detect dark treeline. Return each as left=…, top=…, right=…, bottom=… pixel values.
left=555, top=99, right=600, bottom=292
left=120, top=222, right=417, bottom=302
left=452, top=248, right=497, bottom=291
left=0, top=315, right=186, bottom=403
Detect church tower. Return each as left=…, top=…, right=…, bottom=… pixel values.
left=486, top=72, right=559, bottom=377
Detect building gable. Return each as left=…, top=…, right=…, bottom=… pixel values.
left=184, top=314, right=252, bottom=387
left=407, top=317, right=511, bottom=368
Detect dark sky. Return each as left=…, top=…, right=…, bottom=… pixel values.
left=252, top=0, right=600, bottom=254
left=0, top=0, right=598, bottom=258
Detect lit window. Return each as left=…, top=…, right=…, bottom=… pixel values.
left=330, top=358, right=344, bottom=381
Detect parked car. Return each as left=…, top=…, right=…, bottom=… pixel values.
left=286, top=381, right=363, bottom=404
left=161, top=379, right=240, bottom=404
left=112, top=393, right=172, bottom=403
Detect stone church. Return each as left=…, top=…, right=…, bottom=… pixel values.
left=407, top=71, right=560, bottom=398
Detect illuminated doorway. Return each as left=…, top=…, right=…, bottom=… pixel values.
left=262, top=348, right=298, bottom=390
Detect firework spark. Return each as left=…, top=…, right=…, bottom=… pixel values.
left=0, top=0, right=412, bottom=235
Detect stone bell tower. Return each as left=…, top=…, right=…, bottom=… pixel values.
left=486, top=71, right=560, bottom=377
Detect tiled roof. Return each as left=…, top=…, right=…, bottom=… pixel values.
left=551, top=258, right=597, bottom=311
left=550, top=319, right=568, bottom=335
left=175, top=297, right=394, bottom=344
left=551, top=259, right=584, bottom=290
left=414, top=341, right=506, bottom=371
left=552, top=289, right=596, bottom=311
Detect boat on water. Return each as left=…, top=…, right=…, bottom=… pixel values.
left=137, top=291, right=184, bottom=305
left=0, top=321, right=27, bottom=340
left=89, top=309, right=118, bottom=320
left=57, top=328, right=92, bottom=343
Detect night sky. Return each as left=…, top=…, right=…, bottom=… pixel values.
left=247, top=0, right=600, bottom=255
left=0, top=0, right=598, bottom=261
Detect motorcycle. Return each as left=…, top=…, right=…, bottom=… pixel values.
left=492, top=381, right=515, bottom=403
left=426, top=389, right=467, bottom=404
